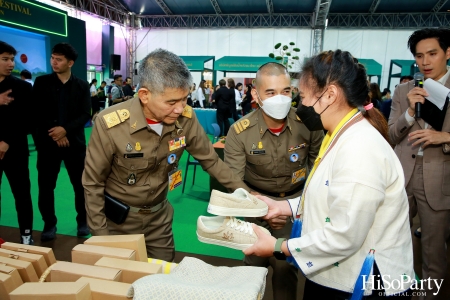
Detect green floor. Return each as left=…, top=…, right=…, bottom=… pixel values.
left=0, top=127, right=243, bottom=261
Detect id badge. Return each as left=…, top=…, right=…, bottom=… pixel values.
left=292, top=168, right=306, bottom=184
left=168, top=168, right=183, bottom=191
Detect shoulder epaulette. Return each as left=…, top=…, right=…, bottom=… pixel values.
left=182, top=105, right=192, bottom=118
left=233, top=119, right=251, bottom=134
left=103, top=109, right=130, bottom=129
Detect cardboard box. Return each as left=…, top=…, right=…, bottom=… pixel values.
left=9, top=282, right=92, bottom=300
left=0, top=265, right=23, bottom=300
left=72, top=245, right=135, bottom=265
left=0, top=257, right=38, bottom=282
left=1, top=243, right=56, bottom=267
left=84, top=235, right=147, bottom=262
left=95, top=257, right=161, bottom=284
left=50, top=261, right=122, bottom=282
left=0, top=249, right=48, bottom=277
left=76, top=277, right=131, bottom=300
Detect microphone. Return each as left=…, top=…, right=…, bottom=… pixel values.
left=414, top=72, right=424, bottom=119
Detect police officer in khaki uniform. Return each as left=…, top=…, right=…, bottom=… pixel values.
left=83, top=49, right=248, bottom=262
left=224, top=63, right=323, bottom=300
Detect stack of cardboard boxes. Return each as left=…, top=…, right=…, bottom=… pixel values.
left=0, top=234, right=164, bottom=300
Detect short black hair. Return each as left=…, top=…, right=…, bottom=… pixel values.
left=236, top=82, right=243, bottom=88
left=408, top=28, right=450, bottom=56
left=126, top=77, right=131, bottom=81
left=52, top=43, right=78, bottom=62
left=400, top=75, right=413, bottom=82
left=20, top=69, right=32, bottom=79
left=101, top=81, right=106, bottom=85
left=219, top=79, right=226, bottom=86
left=0, top=41, right=17, bottom=56
left=114, top=74, right=122, bottom=81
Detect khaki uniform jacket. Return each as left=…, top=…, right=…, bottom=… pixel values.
left=83, top=97, right=248, bottom=235
left=224, top=108, right=323, bottom=195
left=388, top=77, right=450, bottom=211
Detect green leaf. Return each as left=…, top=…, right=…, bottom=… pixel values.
left=283, top=45, right=288, bottom=50
left=275, top=56, right=283, bottom=60
left=269, top=53, right=275, bottom=58
left=293, top=56, right=299, bottom=60
left=289, top=42, right=295, bottom=45
left=288, top=65, right=292, bottom=68
left=293, top=48, right=300, bottom=52
left=286, top=52, right=291, bottom=56
left=274, top=43, right=282, bottom=49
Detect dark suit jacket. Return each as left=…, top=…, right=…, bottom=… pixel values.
left=388, top=77, right=450, bottom=210
left=214, top=86, right=233, bottom=114
left=33, top=73, right=91, bottom=150
left=122, top=84, right=134, bottom=97
left=0, top=75, right=32, bottom=155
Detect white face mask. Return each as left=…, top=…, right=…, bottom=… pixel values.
left=256, top=93, right=292, bottom=120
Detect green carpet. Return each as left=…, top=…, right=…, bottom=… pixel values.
left=0, top=128, right=243, bottom=261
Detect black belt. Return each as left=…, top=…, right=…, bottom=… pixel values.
left=244, top=181, right=304, bottom=198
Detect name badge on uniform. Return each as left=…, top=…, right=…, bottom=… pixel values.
left=292, top=168, right=306, bottom=184
left=168, top=169, right=183, bottom=191
left=169, top=136, right=186, bottom=152
left=250, top=150, right=266, bottom=155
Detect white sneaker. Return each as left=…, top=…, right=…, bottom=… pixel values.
left=196, top=216, right=271, bottom=250
left=207, top=188, right=268, bottom=217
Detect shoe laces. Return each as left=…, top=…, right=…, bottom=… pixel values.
left=21, top=235, right=33, bottom=245
left=226, top=217, right=254, bottom=235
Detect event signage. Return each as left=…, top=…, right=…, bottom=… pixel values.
left=0, top=0, right=67, bottom=36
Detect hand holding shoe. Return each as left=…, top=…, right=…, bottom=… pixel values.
left=243, top=224, right=276, bottom=257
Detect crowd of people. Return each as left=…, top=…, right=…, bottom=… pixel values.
left=0, top=26, right=449, bottom=300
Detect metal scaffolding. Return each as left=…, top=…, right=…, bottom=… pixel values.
left=155, top=0, right=173, bottom=15
left=52, top=0, right=129, bottom=24
left=327, top=12, right=450, bottom=28
left=140, top=14, right=312, bottom=28
left=210, top=0, right=223, bottom=14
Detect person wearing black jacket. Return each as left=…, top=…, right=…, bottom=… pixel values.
left=122, top=77, right=134, bottom=97
left=0, top=41, right=34, bottom=245
left=214, top=79, right=233, bottom=136
left=32, top=43, right=91, bottom=241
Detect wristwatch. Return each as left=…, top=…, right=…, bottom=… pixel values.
left=273, top=238, right=287, bottom=260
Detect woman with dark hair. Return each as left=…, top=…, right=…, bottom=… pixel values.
left=89, top=79, right=100, bottom=119
left=241, top=84, right=253, bottom=115
left=380, top=88, right=392, bottom=121
left=197, top=80, right=206, bottom=108
left=227, top=78, right=239, bottom=121
left=244, top=50, right=414, bottom=299
left=369, top=82, right=382, bottom=109
left=210, top=84, right=219, bottom=109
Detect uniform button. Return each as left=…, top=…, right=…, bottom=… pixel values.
left=158, top=162, right=161, bottom=166
left=131, top=166, right=135, bottom=170
left=150, top=191, right=154, bottom=194
left=412, top=154, right=416, bottom=158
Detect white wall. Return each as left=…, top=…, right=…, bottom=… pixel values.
left=137, top=28, right=416, bottom=91
left=323, top=29, right=415, bottom=89
left=136, top=27, right=313, bottom=78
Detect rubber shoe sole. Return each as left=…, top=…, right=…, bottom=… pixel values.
left=207, top=204, right=268, bottom=217
left=196, top=232, right=253, bottom=250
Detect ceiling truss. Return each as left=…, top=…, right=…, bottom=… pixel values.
left=266, top=0, right=274, bottom=14
left=369, top=0, right=381, bottom=13
left=154, top=0, right=173, bottom=15
left=432, top=0, right=448, bottom=12
left=210, top=0, right=222, bottom=14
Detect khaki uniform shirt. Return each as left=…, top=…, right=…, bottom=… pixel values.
left=224, top=108, right=323, bottom=196
left=83, top=97, right=247, bottom=235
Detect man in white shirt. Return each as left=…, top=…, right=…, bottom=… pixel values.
left=388, top=28, right=450, bottom=299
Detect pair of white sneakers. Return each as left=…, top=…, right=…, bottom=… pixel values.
left=196, top=188, right=271, bottom=250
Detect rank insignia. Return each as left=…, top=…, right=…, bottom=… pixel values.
left=182, top=106, right=192, bottom=118
left=233, top=119, right=250, bottom=134
left=131, top=121, right=137, bottom=129
left=135, top=142, right=142, bottom=151
left=258, top=141, right=263, bottom=149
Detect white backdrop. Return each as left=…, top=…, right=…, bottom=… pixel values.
left=323, top=29, right=415, bottom=90
left=136, top=28, right=416, bottom=91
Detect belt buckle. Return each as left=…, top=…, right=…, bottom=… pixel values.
left=279, top=192, right=285, bottom=197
